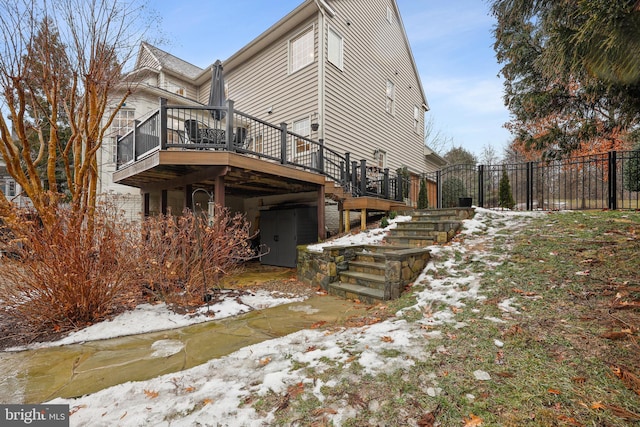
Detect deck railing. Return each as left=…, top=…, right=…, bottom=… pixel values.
left=116, top=98, right=407, bottom=202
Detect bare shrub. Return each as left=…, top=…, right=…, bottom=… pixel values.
left=139, top=205, right=261, bottom=306
left=0, top=203, right=142, bottom=335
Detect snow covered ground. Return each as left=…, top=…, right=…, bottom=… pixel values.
left=7, top=290, right=308, bottom=351
left=44, top=208, right=542, bottom=426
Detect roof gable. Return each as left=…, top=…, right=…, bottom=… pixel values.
left=136, top=42, right=203, bottom=80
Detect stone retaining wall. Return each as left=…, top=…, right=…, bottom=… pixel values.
left=297, top=244, right=430, bottom=300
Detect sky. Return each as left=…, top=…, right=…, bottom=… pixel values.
left=150, top=0, right=513, bottom=159
left=9, top=208, right=541, bottom=425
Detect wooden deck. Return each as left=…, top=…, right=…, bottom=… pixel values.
left=114, top=150, right=326, bottom=196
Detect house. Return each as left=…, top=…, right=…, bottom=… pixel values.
left=107, top=0, right=434, bottom=266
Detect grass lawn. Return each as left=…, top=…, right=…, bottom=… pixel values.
left=263, top=210, right=640, bottom=426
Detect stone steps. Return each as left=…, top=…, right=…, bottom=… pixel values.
left=328, top=282, right=385, bottom=305
left=318, top=208, right=474, bottom=303
left=348, top=260, right=385, bottom=276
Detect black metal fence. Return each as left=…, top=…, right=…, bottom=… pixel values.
left=427, top=150, right=640, bottom=210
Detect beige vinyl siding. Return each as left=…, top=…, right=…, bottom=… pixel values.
left=222, top=18, right=319, bottom=134
left=161, top=74, right=197, bottom=99
left=323, top=0, right=425, bottom=174
left=138, top=48, right=160, bottom=69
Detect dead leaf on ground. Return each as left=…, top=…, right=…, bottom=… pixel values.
left=69, top=405, right=85, bottom=416
left=258, top=357, right=272, bottom=366
left=502, top=324, right=523, bottom=337
left=610, top=364, right=640, bottom=395
left=143, top=389, right=159, bottom=399
left=417, top=404, right=441, bottom=427
left=311, top=408, right=337, bottom=416
left=310, top=320, right=327, bottom=329
left=417, top=411, right=436, bottom=427
left=611, top=300, right=640, bottom=309
left=512, top=288, right=538, bottom=296
left=602, top=403, right=640, bottom=420
left=548, top=388, right=561, bottom=395
left=463, top=413, right=483, bottom=426
left=275, top=394, right=290, bottom=412
left=600, top=330, right=632, bottom=340
left=381, top=335, right=394, bottom=343
left=203, top=398, right=213, bottom=405
left=556, top=414, right=584, bottom=426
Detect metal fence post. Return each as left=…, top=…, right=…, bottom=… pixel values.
left=436, top=170, right=442, bottom=209
left=317, top=139, right=325, bottom=172
left=526, top=162, right=532, bottom=211
left=225, top=100, right=235, bottom=151
left=383, top=168, right=390, bottom=199
left=360, top=159, right=367, bottom=196
left=133, top=119, right=140, bottom=161
left=351, top=160, right=358, bottom=194
left=609, top=151, right=617, bottom=210
left=478, top=164, right=485, bottom=208
left=159, top=98, right=167, bottom=150
left=280, top=123, right=288, bottom=165
left=344, top=152, right=351, bottom=186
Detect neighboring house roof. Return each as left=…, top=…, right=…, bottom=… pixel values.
left=424, top=146, right=448, bottom=167
left=136, top=42, right=203, bottom=80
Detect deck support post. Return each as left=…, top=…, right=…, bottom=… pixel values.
left=215, top=175, right=225, bottom=208
left=317, top=185, right=325, bottom=241
left=161, top=190, right=168, bottom=215
left=345, top=210, right=350, bottom=232
left=360, top=208, right=366, bottom=230
left=185, top=184, right=193, bottom=210
left=143, top=192, right=150, bottom=217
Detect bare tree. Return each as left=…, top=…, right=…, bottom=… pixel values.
left=424, top=115, right=454, bottom=156
left=0, top=0, right=155, bottom=228
left=480, top=143, right=501, bottom=165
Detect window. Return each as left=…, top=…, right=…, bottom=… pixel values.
left=414, top=105, right=420, bottom=131
left=290, top=27, right=314, bottom=73
left=111, top=109, right=135, bottom=163
left=6, top=179, right=16, bottom=197
left=328, top=27, right=343, bottom=70
left=374, top=149, right=387, bottom=169
left=386, top=6, right=393, bottom=24
left=253, top=134, right=263, bottom=153
left=293, top=118, right=311, bottom=153
left=386, top=80, right=395, bottom=114
left=112, top=109, right=135, bottom=138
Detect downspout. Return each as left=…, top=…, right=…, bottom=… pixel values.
left=314, top=0, right=327, bottom=241
left=314, top=0, right=326, bottom=141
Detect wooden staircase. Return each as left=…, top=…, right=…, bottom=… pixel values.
left=326, top=208, right=474, bottom=303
